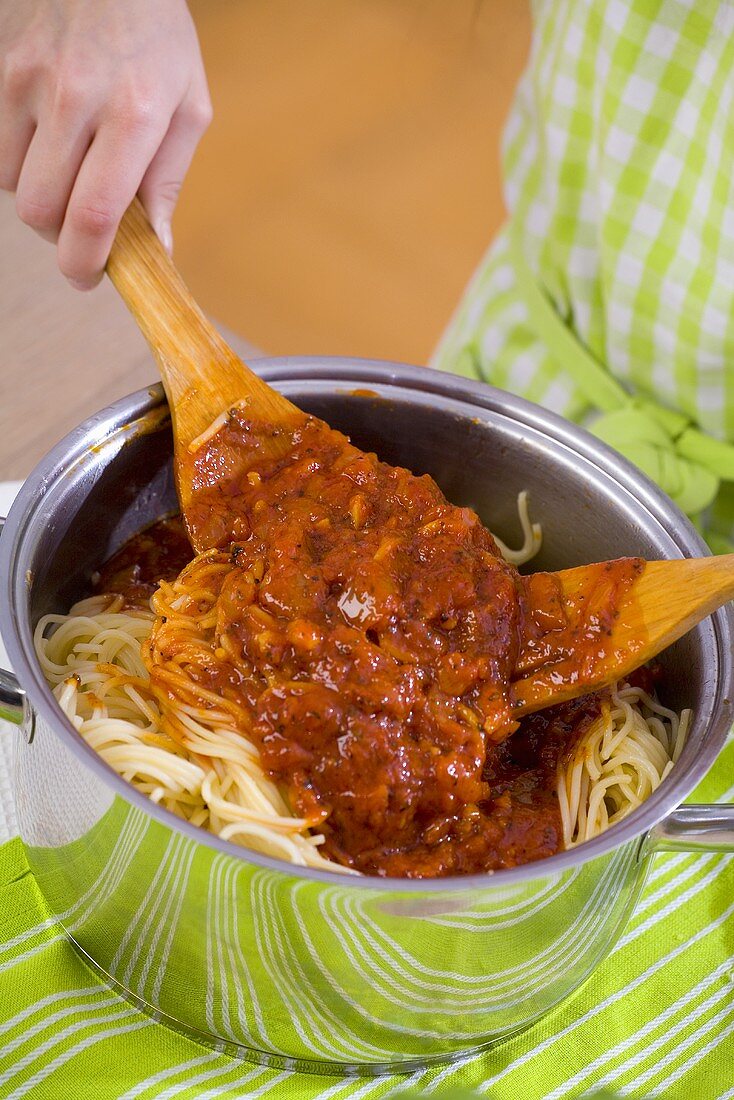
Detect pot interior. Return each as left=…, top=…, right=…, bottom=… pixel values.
left=8, top=361, right=732, bottom=849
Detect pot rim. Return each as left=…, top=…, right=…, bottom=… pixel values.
left=2, top=355, right=732, bottom=892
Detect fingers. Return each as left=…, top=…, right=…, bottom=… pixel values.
left=56, top=106, right=171, bottom=289
left=138, top=82, right=212, bottom=254
left=14, top=113, right=92, bottom=243
left=56, top=75, right=211, bottom=287
left=0, top=33, right=37, bottom=192
left=0, top=110, right=34, bottom=193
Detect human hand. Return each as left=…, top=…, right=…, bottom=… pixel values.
left=0, top=0, right=211, bottom=289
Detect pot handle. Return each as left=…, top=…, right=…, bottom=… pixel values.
left=0, top=669, right=25, bottom=726
left=0, top=515, right=27, bottom=726
left=648, top=805, right=734, bottom=854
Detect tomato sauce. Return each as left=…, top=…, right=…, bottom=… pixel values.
left=95, top=409, right=637, bottom=876
left=95, top=516, right=192, bottom=609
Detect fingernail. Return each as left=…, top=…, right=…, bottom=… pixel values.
left=159, top=222, right=173, bottom=256
left=67, top=277, right=97, bottom=292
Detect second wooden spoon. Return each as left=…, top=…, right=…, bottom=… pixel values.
left=512, top=554, right=734, bottom=717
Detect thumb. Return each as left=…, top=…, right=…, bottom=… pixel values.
left=138, top=92, right=212, bottom=254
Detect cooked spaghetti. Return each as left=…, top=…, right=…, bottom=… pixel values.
left=34, top=491, right=689, bottom=877
left=35, top=593, right=344, bottom=870
left=559, top=681, right=689, bottom=847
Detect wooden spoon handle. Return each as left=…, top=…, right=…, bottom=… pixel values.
left=106, top=197, right=298, bottom=452
left=631, top=553, right=734, bottom=640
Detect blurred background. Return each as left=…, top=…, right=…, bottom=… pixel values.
left=176, top=0, right=530, bottom=364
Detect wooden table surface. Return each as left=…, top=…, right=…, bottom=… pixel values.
left=0, top=193, right=256, bottom=482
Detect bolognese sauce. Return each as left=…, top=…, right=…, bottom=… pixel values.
left=94, top=409, right=639, bottom=877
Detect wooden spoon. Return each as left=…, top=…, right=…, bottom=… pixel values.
left=106, top=197, right=306, bottom=531
left=511, top=554, right=734, bottom=717
left=106, top=198, right=734, bottom=719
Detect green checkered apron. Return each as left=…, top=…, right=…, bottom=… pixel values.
left=432, top=0, right=734, bottom=553
left=1, top=2, right=733, bottom=1096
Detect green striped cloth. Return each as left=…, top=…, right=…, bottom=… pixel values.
left=1, top=735, right=733, bottom=1098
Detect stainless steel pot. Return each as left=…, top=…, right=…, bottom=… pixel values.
left=2, top=357, right=734, bottom=1075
